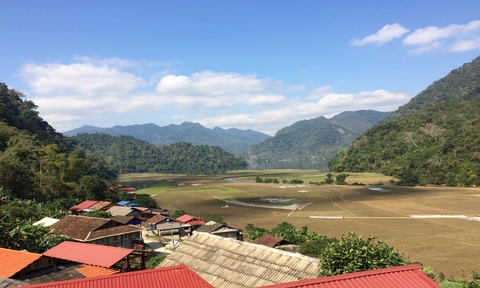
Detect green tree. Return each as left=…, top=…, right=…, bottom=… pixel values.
left=335, top=173, right=348, bottom=185
left=172, top=210, right=186, bottom=218
left=202, top=213, right=225, bottom=224
left=84, top=210, right=112, bottom=218
left=325, top=172, right=334, bottom=184
left=80, top=175, right=107, bottom=200
left=318, top=232, right=405, bottom=276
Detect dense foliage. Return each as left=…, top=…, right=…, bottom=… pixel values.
left=246, top=110, right=390, bottom=162
left=65, top=122, right=270, bottom=155
left=329, top=56, right=480, bottom=186
left=329, top=101, right=480, bottom=186
left=318, top=232, right=405, bottom=276
left=73, top=133, right=248, bottom=174
left=0, top=83, right=117, bottom=201
left=0, top=197, right=67, bottom=253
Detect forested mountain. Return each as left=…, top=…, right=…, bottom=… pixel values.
left=328, top=55, right=480, bottom=186
left=64, top=122, right=270, bottom=155
left=246, top=110, right=391, bottom=162
left=73, top=133, right=248, bottom=174
left=0, top=83, right=117, bottom=201
left=389, top=56, right=480, bottom=119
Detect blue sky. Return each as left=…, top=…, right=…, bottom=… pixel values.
left=2, top=1, right=480, bottom=135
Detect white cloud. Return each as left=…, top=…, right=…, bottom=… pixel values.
left=403, top=20, right=480, bottom=54
left=350, top=23, right=409, bottom=46
left=194, top=89, right=410, bottom=135
left=19, top=57, right=411, bottom=134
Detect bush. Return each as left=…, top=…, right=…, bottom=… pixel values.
left=318, top=232, right=405, bottom=276
left=146, top=254, right=167, bottom=269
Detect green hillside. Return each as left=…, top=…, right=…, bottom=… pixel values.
left=73, top=133, right=248, bottom=174
left=328, top=56, right=480, bottom=186
left=246, top=110, right=390, bottom=162
left=0, top=83, right=117, bottom=201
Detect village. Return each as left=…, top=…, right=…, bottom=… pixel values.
left=0, top=184, right=440, bottom=288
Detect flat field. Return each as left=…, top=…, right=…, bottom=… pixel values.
left=120, top=171, right=480, bottom=279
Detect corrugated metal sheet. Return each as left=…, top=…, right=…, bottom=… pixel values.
left=43, top=241, right=133, bottom=268
left=23, top=264, right=214, bottom=288
left=76, top=265, right=119, bottom=278
left=0, top=248, right=43, bottom=278
left=158, top=232, right=320, bottom=288
left=70, top=200, right=98, bottom=213
left=258, top=264, right=440, bottom=288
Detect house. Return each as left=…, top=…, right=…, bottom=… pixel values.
left=258, top=264, right=440, bottom=288
left=43, top=241, right=134, bottom=271
left=176, top=214, right=205, bottom=231
left=70, top=200, right=98, bottom=214
left=194, top=221, right=243, bottom=240
left=141, top=214, right=176, bottom=229
left=107, top=206, right=140, bottom=218
left=50, top=215, right=142, bottom=248
left=87, top=201, right=114, bottom=211
left=0, top=248, right=53, bottom=278
left=112, top=215, right=137, bottom=225
left=156, top=222, right=191, bottom=239
left=22, top=265, right=214, bottom=288
left=253, top=234, right=298, bottom=252
left=158, top=232, right=319, bottom=288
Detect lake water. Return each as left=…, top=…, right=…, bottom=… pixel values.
left=248, top=160, right=329, bottom=172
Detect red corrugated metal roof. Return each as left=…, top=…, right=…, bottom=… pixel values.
left=24, top=264, right=214, bottom=288
left=259, top=264, right=440, bottom=288
left=176, top=214, right=204, bottom=225
left=43, top=241, right=133, bottom=268
left=70, top=200, right=98, bottom=212
left=0, top=248, right=42, bottom=278
left=176, top=214, right=195, bottom=223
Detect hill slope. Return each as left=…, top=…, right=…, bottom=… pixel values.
left=246, top=110, right=391, bottom=162
left=73, top=133, right=248, bottom=174
left=64, top=122, right=271, bottom=155
left=328, top=55, right=480, bottom=186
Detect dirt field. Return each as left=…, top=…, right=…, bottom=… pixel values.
left=121, top=171, right=480, bottom=279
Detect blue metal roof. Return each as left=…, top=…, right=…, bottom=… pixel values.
left=117, top=201, right=130, bottom=206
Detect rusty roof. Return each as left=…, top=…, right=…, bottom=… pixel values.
left=0, top=248, right=43, bottom=278
left=194, top=221, right=225, bottom=233
left=107, top=206, right=138, bottom=216
left=23, top=265, right=214, bottom=288
left=259, top=264, right=440, bottom=288
left=88, top=201, right=113, bottom=211
left=158, top=232, right=319, bottom=288
left=50, top=216, right=142, bottom=242
left=112, top=215, right=135, bottom=224
left=43, top=241, right=133, bottom=268
left=50, top=216, right=109, bottom=241
left=76, top=265, right=119, bottom=278
left=253, top=234, right=290, bottom=247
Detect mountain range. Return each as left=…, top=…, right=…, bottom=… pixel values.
left=64, top=122, right=271, bottom=156
left=65, top=110, right=391, bottom=160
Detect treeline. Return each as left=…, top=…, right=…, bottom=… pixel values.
left=0, top=83, right=117, bottom=202
left=73, top=133, right=248, bottom=174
